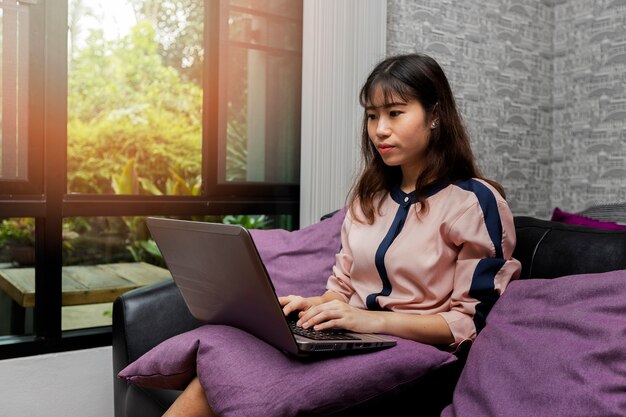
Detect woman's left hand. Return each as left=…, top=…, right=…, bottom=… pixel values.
left=296, top=299, right=382, bottom=333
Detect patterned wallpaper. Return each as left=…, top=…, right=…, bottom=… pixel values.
left=386, top=0, right=626, bottom=218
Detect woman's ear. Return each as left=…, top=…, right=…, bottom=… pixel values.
left=429, top=102, right=440, bottom=129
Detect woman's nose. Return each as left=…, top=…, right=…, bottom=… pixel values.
left=376, top=119, right=390, bottom=137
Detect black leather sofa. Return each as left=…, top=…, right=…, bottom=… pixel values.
left=112, top=216, right=626, bottom=417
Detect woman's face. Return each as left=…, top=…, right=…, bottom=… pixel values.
left=365, top=86, right=435, bottom=188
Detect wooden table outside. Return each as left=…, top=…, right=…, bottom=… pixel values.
left=0, top=262, right=172, bottom=333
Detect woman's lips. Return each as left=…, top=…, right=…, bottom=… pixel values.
left=378, top=144, right=394, bottom=154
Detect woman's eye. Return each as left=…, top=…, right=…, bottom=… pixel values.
left=366, top=113, right=377, bottom=120
left=389, top=110, right=402, bottom=117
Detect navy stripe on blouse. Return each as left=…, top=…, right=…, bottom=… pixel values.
left=455, top=179, right=506, bottom=333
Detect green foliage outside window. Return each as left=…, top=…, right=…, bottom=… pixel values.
left=67, top=21, right=203, bottom=195
left=0, top=219, right=36, bottom=247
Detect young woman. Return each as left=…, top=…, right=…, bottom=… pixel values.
left=163, top=52, right=521, bottom=417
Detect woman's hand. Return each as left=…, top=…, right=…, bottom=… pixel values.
left=279, top=291, right=347, bottom=322
left=278, top=294, right=320, bottom=317
left=295, top=299, right=383, bottom=334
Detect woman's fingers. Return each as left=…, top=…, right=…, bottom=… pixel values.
left=298, top=300, right=345, bottom=328
left=279, top=295, right=309, bottom=316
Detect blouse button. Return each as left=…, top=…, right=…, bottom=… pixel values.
left=404, top=196, right=409, bottom=203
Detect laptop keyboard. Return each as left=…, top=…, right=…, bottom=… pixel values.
left=288, top=318, right=358, bottom=340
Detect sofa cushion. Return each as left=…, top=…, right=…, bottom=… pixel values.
left=441, top=269, right=626, bottom=417
left=247, top=207, right=346, bottom=297
left=119, top=324, right=457, bottom=416
left=550, top=207, right=626, bottom=230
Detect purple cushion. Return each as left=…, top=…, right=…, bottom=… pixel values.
left=248, top=208, right=346, bottom=297
left=551, top=207, right=626, bottom=230
left=441, top=269, right=626, bottom=417
left=120, top=324, right=456, bottom=416
left=119, top=332, right=199, bottom=389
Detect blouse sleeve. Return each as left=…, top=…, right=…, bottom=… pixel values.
left=325, top=210, right=357, bottom=302
left=438, top=196, right=521, bottom=346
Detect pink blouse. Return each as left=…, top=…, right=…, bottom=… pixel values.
left=326, top=179, right=522, bottom=345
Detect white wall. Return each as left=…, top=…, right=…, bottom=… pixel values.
left=0, top=347, right=113, bottom=417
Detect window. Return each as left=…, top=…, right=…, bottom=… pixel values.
left=0, top=0, right=302, bottom=359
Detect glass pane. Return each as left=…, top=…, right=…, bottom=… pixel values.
left=0, top=0, right=29, bottom=182
left=0, top=217, right=35, bottom=336
left=220, top=0, right=302, bottom=184
left=67, top=0, right=203, bottom=195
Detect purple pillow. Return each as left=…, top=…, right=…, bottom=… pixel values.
left=248, top=208, right=346, bottom=297
left=441, top=270, right=626, bottom=417
left=551, top=207, right=626, bottom=230
left=120, top=324, right=456, bottom=416
left=118, top=208, right=458, bottom=415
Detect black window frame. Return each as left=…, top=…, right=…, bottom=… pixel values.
left=0, top=0, right=300, bottom=359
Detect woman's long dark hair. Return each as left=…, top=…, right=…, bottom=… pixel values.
left=348, top=53, right=505, bottom=224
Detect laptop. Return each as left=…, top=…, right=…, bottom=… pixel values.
left=146, top=217, right=397, bottom=356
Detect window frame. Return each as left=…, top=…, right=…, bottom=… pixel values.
left=0, top=0, right=301, bottom=359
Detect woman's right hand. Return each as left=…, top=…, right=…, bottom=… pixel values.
left=278, top=295, right=318, bottom=318
left=279, top=291, right=345, bottom=320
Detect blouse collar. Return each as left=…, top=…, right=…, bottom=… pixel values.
left=390, top=181, right=450, bottom=207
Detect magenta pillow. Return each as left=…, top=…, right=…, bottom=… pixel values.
left=441, top=269, right=626, bottom=417
left=551, top=207, right=626, bottom=230
left=118, top=208, right=458, bottom=416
